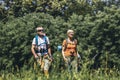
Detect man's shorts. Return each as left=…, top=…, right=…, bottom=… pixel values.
left=43, top=57, right=51, bottom=70
left=37, top=53, right=51, bottom=71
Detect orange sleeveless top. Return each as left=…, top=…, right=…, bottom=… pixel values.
left=62, top=39, right=77, bottom=57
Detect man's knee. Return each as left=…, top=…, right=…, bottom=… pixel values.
left=43, top=59, right=51, bottom=71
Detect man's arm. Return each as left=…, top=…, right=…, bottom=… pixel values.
left=31, top=44, right=38, bottom=58
left=47, top=44, right=52, bottom=57
left=46, top=37, right=52, bottom=57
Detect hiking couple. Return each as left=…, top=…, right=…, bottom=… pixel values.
left=31, top=26, right=80, bottom=77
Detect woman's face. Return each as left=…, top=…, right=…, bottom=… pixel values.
left=68, top=32, right=74, bottom=38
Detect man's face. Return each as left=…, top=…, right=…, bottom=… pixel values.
left=37, top=27, right=44, bottom=36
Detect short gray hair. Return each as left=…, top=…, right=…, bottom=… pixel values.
left=36, top=26, right=43, bottom=31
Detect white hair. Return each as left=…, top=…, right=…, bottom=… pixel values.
left=36, top=26, right=43, bottom=31
left=67, top=29, right=74, bottom=34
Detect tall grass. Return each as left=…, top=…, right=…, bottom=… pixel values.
left=0, top=62, right=119, bottom=80
left=0, top=52, right=120, bottom=80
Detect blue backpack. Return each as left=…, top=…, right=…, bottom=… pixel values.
left=35, top=35, right=48, bottom=55
left=57, top=45, right=62, bottom=51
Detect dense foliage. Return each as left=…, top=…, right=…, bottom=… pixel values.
left=0, top=5, right=120, bottom=69
left=0, top=0, right=120, bottom=20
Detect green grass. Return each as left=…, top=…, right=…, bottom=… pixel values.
left=0, top=53, right=119, bottom=80
left=0, top=65, right=120, bottom=80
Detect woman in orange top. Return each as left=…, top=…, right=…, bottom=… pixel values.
left=62, top=29, right=79, bottom=72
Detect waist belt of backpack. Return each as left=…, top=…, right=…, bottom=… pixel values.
left=37, top=49, right=48, bottom=56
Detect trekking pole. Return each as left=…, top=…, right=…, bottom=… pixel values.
left=92, top=53, right=100, bottom=60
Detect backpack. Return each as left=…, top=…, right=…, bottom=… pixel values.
left=57, top=45, right=62, bottom=51
left=57, top=39, right=77, bottom=51
left=64, top=38, right=77, bottom=51
left=35, top=35, right=48, bottom=55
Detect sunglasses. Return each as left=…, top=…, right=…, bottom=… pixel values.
left=37, top=29, right=44, bottom=32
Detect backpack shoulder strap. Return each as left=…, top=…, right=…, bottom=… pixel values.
left=43, top=36, right=48, bottom=50
left=35, top=35, right=38, bottom=46
left=43, top=36, right=48, bottom=44
left=35, top=35, right=48, bottom=46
